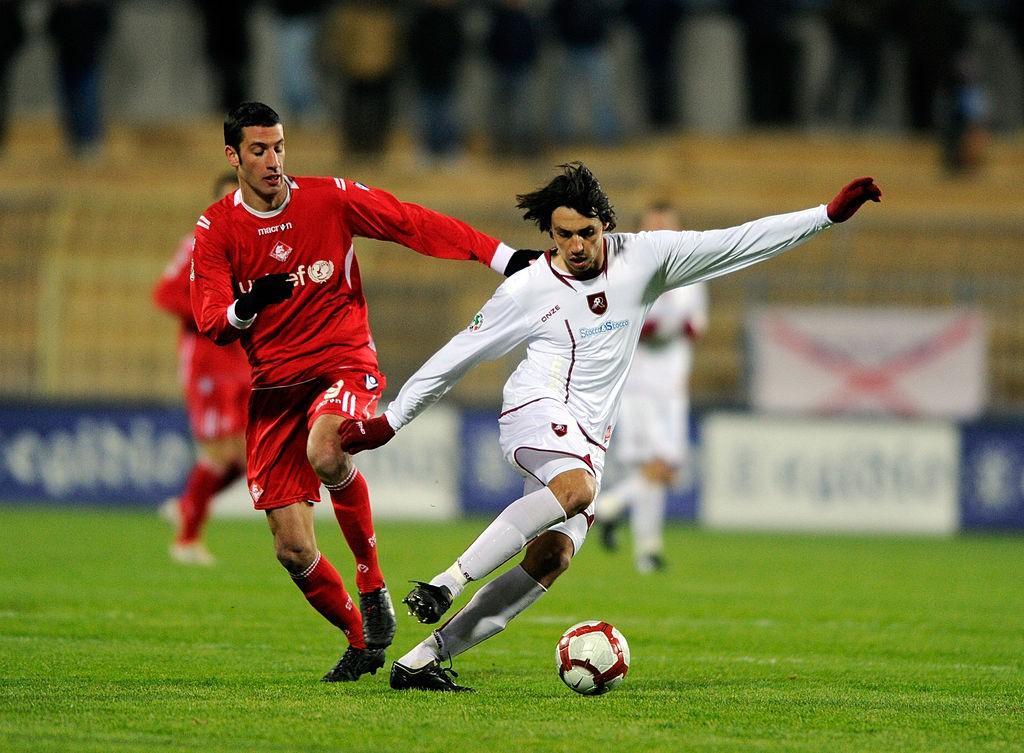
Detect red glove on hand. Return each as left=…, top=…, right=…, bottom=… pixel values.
left=826, top=177, right=882, bottom=223
left=337, top=415, right=396, bottom=454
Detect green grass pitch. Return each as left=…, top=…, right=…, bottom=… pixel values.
left=1, top=506, right=1022, bottom=753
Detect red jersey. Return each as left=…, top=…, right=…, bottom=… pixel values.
left=190, top=176, right=508, bottom=387
left=153, top=234, right=250, bottom=385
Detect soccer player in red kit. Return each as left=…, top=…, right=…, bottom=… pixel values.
left=190, top=102, right=534, bottom=682
left=154, top=173, right=248, bottom=566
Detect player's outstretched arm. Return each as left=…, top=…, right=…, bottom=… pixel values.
left=654, top=176, right=883, bottom=294
left=233, top=273, right=295, bottom=320
left=826, top=177, right=882, bottom=223
left=340, top=286, right=532, bottom=455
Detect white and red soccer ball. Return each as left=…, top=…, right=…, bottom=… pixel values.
left=556, top=620, right=630, bottom=695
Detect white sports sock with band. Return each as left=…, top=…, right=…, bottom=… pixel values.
left=430, top=486, right=565, bottom=598
left=632, top=477, right=667, bottom=560
left=436, top=566, right=546, bottom=659
left=397, top=566, right=547, bottom=669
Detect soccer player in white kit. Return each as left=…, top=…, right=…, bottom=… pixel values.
left=339, top=164, right=882, bottom=691
left=598, top=202, right=708, bottom=573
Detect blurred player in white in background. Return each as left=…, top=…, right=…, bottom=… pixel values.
left=154, top=173, right=247, bottom=566
left=599, top=202, right=707, bottom=573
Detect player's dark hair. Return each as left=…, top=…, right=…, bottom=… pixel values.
left=516, top=162, right=617, bottom=233
left=223, top=102, right=281, bottom=152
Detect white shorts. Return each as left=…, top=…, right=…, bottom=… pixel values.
left=498, top=398, right=605, bottom=555
left=612, top=394, right=688, bottom=466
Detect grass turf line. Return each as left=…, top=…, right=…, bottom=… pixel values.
left=0, top=507, right=1022, bottom=753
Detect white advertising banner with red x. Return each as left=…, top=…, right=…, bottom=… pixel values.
left=748, top=307, right=987, bottom=419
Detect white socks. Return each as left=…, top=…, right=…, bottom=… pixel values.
left=398, top=566, right=547, bottom=669
left=631, top=478, right=667, bottom=560
left=430, top=486, right=565, bottom=599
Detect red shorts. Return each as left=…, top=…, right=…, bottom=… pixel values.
left=245, top=368, right=386, bottom=510
left=185, top=375, right=249, bottom=441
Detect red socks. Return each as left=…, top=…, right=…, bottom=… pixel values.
left=327, top=468, right=384, bottom=594
left=292, top=552, right=365, bottom=649
left=176, top=461, right=240, bottom=544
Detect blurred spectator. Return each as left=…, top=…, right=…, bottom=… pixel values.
left=816, top=0, right=892, bottom=127
left=268, top=0, right=329, bottom=120
left=485, top=0, right=540, bottom=156
left=47, top=0, right=113, bottom=159
left=891, top=0, right=967, bottom=133
left=624, top=0, right=685, bottom=130
left=192, top=0, right=250, bottom=111
left=942, top=51, right=991, bottom=174
left=733, top=0, right=803, bottom=126
left=1005, top=1, right=1024, bottom=123
left=408, top=0, right=467, bottom=161
left=549, top=0, right=622, bottom=144
left=322, top=0, right=400, bottom=157
left=0, top=1, right=25, bottom=151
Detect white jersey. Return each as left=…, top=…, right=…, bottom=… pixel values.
left=626, top=282, right=708, bottom=398
left=384, top=205, right=833, bottom=447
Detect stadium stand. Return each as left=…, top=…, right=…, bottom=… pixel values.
left=0, top=119, right=1021, bottom=412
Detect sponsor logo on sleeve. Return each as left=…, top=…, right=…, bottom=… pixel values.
left=364, top=374, right=379, bottom=391
left=468, top=312, right=484, bottom=332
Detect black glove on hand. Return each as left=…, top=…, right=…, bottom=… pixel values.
left=234, top=273, right=295, bottom=320
left=503, top=248, right=544, bottom=276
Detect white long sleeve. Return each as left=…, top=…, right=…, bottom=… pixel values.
left=650, top=205, right=832, bottom=292
left=384, top=286, right=532, bottom=430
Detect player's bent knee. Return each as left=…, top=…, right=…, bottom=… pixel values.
left=522, top=533, right=574, bottom=583
left=550, top=469, right=598, bottom=517
left=306, top=435, right=351, bottom=485
left=274, top=538, right=318, bottom=574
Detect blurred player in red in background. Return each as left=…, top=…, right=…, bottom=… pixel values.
left=598, top=202, right=708, bottom=573
left=153, top=172, right=247, bottom=567
left=190, top=102, right=536, bottom=683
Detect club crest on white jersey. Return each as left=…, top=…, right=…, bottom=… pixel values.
left=587, top=292, right=608, bottom=315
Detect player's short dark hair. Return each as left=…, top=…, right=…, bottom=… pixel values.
left=516, top=162, right=617, bottom=233
left=224, top=102, right=281, bottom=152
